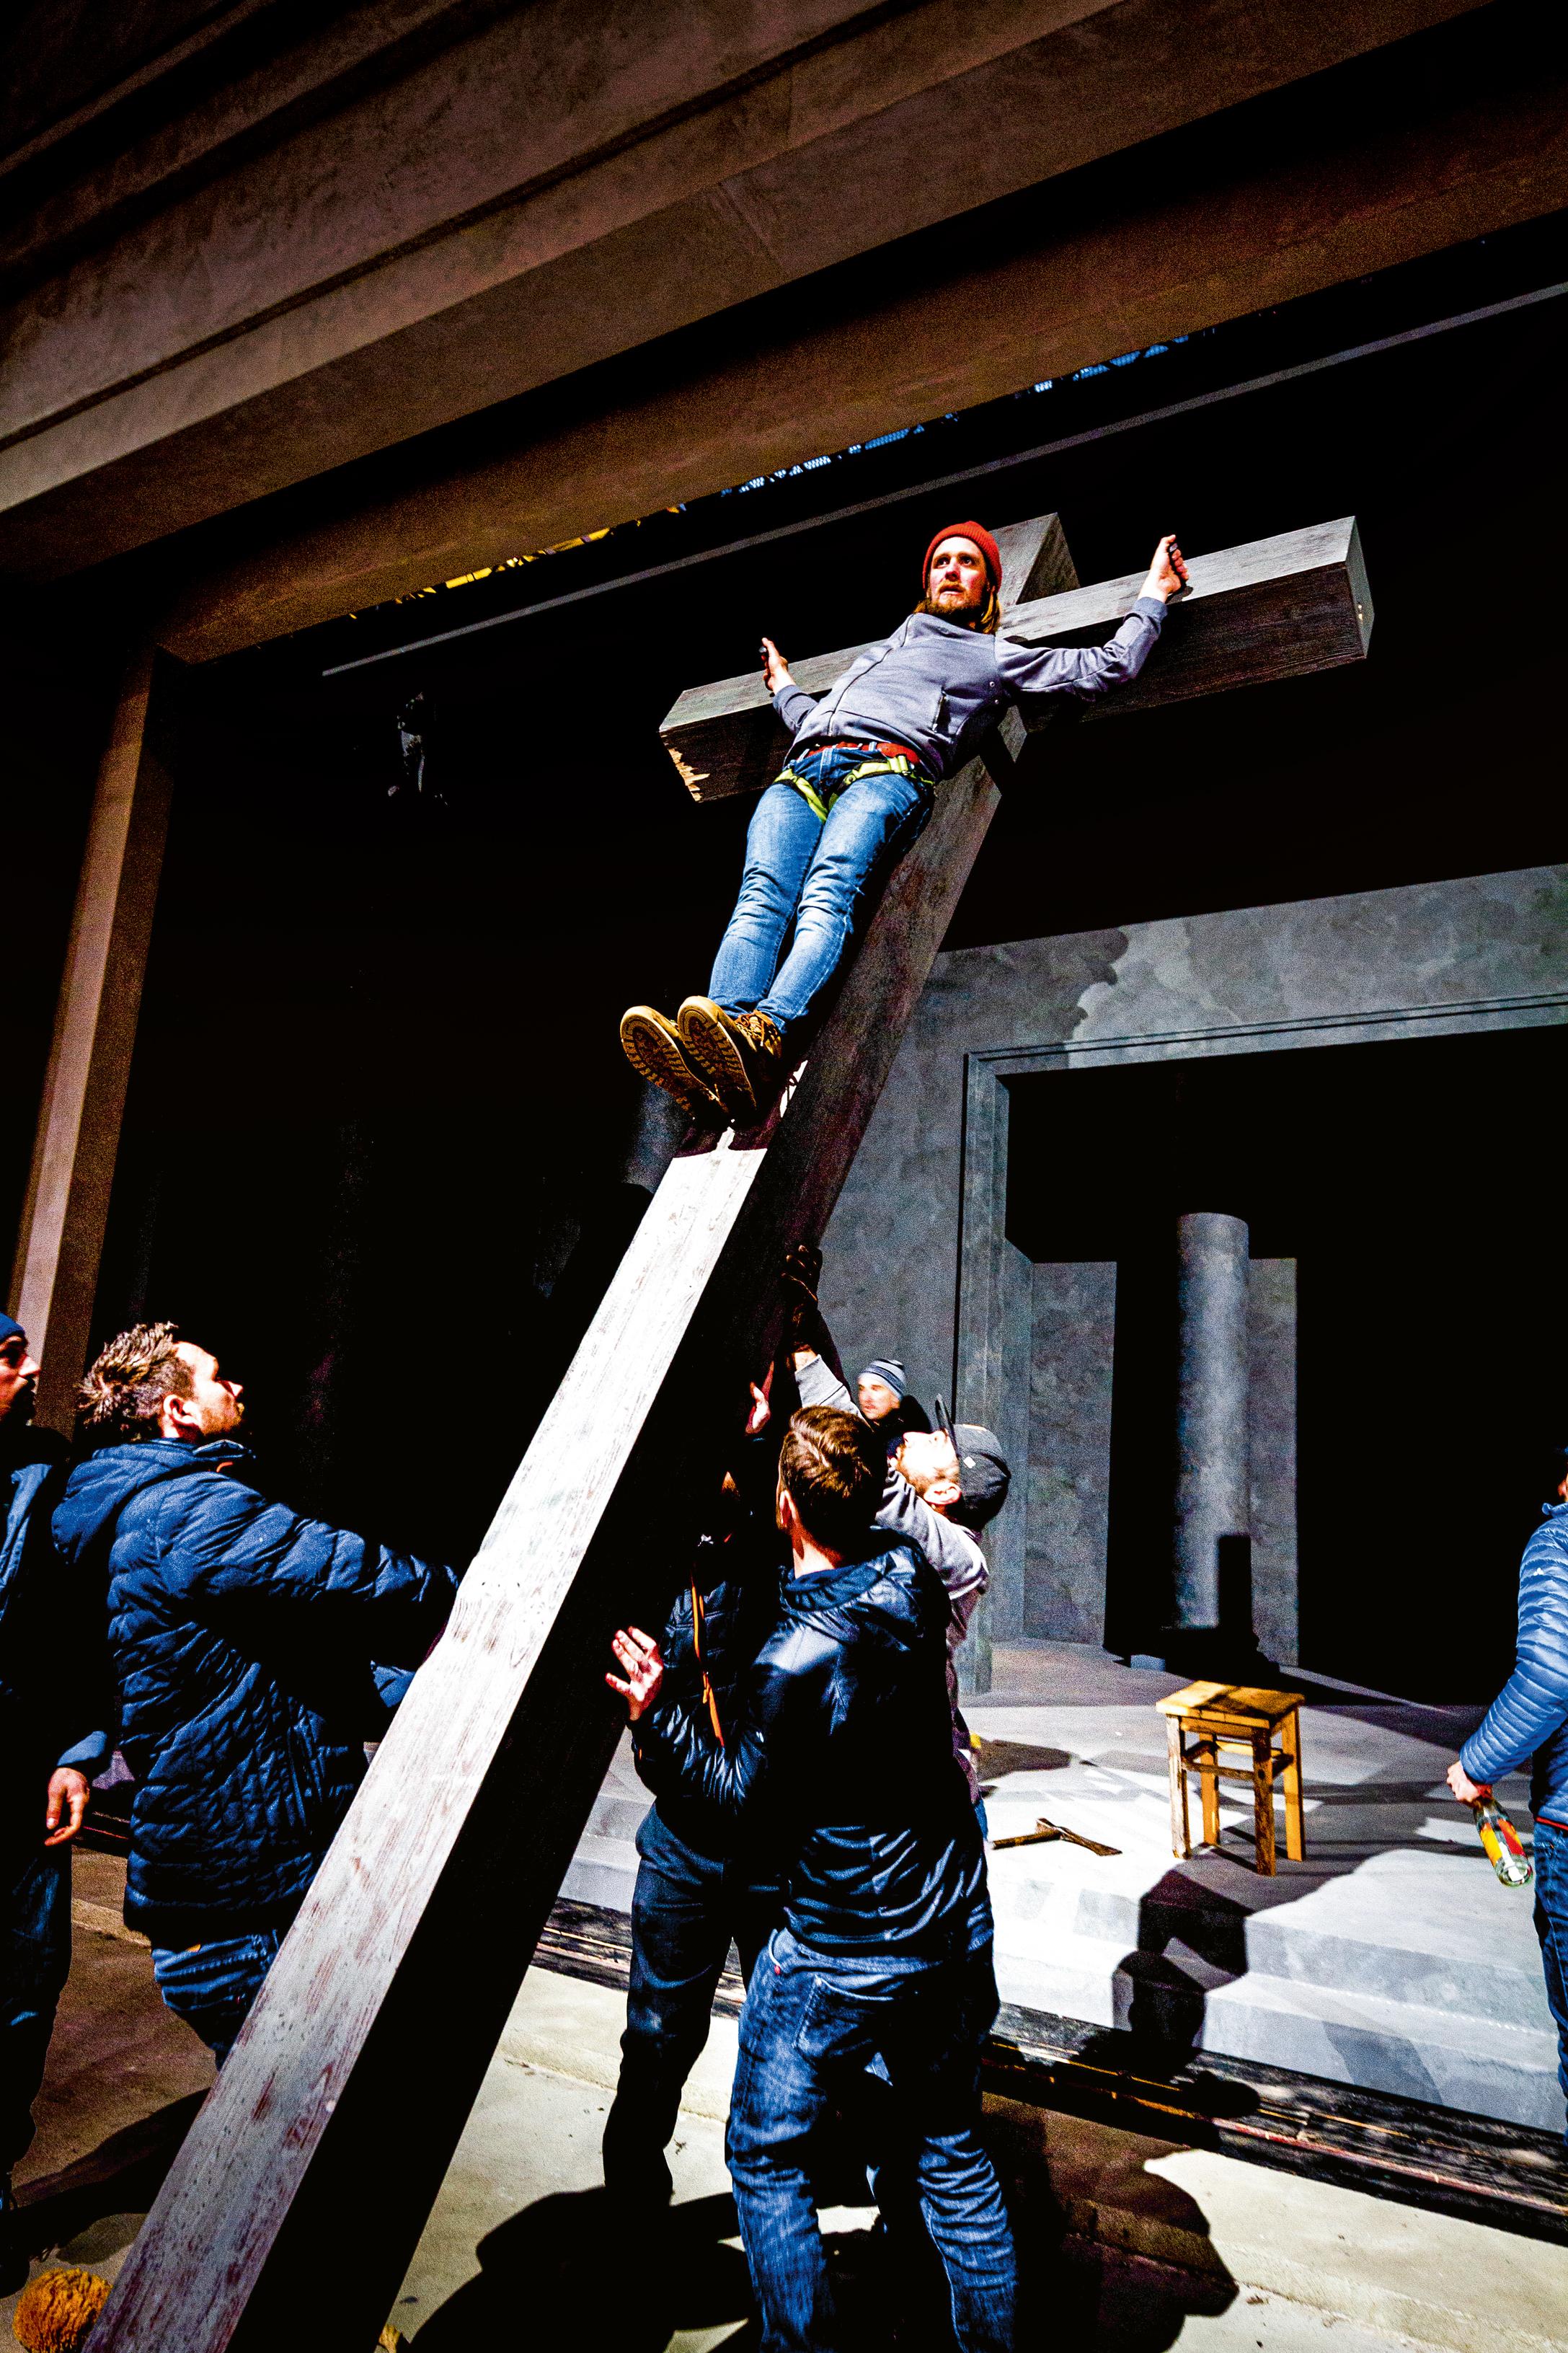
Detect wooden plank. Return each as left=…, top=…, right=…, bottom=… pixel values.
left=663, top=517, right=1369, bottom=801
left=661, top=511, right=1075, bottom=801
left=9, top=648, right=175, bottom=1430
left=90, top=715, right=1022, bottom=2353
left=1006, top=517, right=1371, bottom=723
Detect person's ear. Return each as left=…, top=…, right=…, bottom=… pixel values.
left=926, top=1477, right=963, bottom=1511
left=159, top=1390, right=195, bottom=1441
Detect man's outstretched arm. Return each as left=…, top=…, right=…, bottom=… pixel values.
left=998, top=534, right=1186, bottom=703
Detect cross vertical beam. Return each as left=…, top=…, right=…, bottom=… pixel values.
left=89, top=718, right=1021, bottom=2353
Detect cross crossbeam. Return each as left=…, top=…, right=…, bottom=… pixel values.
left=661, top=517, right=1370, bottom=802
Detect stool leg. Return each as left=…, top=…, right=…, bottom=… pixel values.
left=1253, top=1731, right=1277, bottom=1874
left=1199, top=1735, right=1221, bottom=1848
left=1281, top=1708, right=1305, bottom=1862
left=1167, top=1716, right=1190, bottom=1858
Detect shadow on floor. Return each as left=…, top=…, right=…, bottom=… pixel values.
left=411, top=2128, right=1239, bottom=2351
left=411, top=2188, right=756, bottom=2351
left=13, top=2091, right=207, bottom=2260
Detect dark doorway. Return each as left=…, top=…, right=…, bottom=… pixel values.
left=1006, top=1020, right=1568, bottom=1701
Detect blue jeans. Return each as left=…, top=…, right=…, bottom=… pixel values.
left=151, top=1923, right=290, bottom=2065
left=1533, top=1816, right=1568, bottom=2137
left=727, top=1928, right=1014, bottom=2353
left=0, top=1841, right=71, bottom=2174
left=708, top=750, right=933, bottom=1046
left=603, top=1804, right=780, bottom=2199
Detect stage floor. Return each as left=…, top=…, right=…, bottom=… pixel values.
left=567, top=1640, right=1562, bottom=2132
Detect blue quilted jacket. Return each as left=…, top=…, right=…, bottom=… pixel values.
left=52, top=1438, right=459, bottom=1941
left=1461, top=1501, right=1568, bottom=1824
left=0, top=1428, right=112, bottom=1798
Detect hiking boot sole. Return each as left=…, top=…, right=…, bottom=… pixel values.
left=676, top=998, right=763, bottom=1124
left=619, top=1007, right=727, bottom=1126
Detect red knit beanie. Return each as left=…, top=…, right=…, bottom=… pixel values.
left=922, top=521, right=1002, bottom=594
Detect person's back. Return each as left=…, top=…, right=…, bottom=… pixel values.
left=53, top=1323, right=459, bottom=2057
left=612, top=1403, right=1012, bottom=2352
left=725, top=1534, right=983, bottom=1956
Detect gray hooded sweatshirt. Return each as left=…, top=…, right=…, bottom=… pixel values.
left=774, top=596, right=1166, bottom=779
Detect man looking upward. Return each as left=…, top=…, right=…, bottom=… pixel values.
left=53, top=1323, right=459, bottom=2066
left=622, top=521, right=1186, bottom=1127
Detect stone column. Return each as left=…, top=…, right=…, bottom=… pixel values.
left=1174, top=1211, right=1252, bottom=1638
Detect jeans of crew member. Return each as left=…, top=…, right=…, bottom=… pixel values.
left=1533, top=1816, right=1568, bottom=2140
left=726, top=1928, right=1015, bottom=2353
left=707, top=753, right=933, bottom=1047
left=603, top=1803, right=780, bottom=2199
left=0, top=1840, right=71, bottom=2176
left=151, top=1920, right=293, bottom=2067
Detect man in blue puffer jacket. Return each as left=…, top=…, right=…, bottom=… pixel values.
left=1448, top=1460, right=1568, bottom=2139
left=53, top=1320, right=460, bottom=2065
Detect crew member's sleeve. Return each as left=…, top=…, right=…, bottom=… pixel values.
left=794, top=1354, right=854, bottom=1413
left=1461, top=1517, right=1568, bottom=1786
left=877, top=1478, right=988, bottom=1622
left=633, top=1648, right=797, bottom=1824
left=148, top=1473, right=462, bottom=1667
left=49, top=1468, right=115, bottom=1778
left=996, top=595, right=1166, bottom=704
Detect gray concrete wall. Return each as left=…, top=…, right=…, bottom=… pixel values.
left=1026, top=1261, right=1117, bottom=1643
left=821, top=862, right=1568, bottom=1649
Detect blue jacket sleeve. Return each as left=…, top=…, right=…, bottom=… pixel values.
left=1461, top=1515, right=1568, bottom=1785
left=996, top=595, right=1165, bottom=703
left=147, top=1473, right=461, bottom=1667
left=633, top=1651, right=794, bottom=1824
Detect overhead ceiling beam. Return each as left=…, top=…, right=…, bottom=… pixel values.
left=141, top=12, right=1564, bottom=662
left=0, top=0, right=1494, bottom=583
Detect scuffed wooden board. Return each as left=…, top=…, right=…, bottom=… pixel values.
left=1009, top=516, right=1372, bottom=723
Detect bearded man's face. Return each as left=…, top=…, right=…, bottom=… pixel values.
left=921, top=537, right=991, bottom=619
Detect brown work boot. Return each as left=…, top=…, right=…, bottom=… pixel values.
left=677, top=998, right=787, bottom=1125
left=619, top=1006, right=729, bottom=1126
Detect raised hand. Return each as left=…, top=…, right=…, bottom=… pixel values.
left=606, top=1626, right=665, bottom=1721
left=761, top=636, right=794, bottom=694
left=1143, top=534, right=1189, bottom=603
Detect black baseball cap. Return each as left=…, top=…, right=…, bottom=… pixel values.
left=933, top=1397, right=1011, bottom=1530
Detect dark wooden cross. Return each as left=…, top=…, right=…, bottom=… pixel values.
left=92, top=511, right=1371, bottom=2352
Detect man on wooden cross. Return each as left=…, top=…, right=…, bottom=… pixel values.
left=621, top=520, right=1187, bottom=1127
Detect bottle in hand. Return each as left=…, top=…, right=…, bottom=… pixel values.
left=1472, top=1798, right=1533, bottom=1887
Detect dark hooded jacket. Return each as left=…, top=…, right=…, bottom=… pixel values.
left=633, top=1534, right=984, bottom=1958
left=51, top=1438, right=459, bottom=1943
left=0, top=1426, right=112, bottom=1810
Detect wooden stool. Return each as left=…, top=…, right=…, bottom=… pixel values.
left=1155, top=1681, right=1305, bottom=1873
